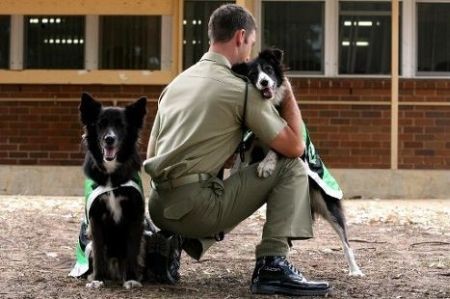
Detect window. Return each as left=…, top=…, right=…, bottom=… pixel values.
left=262, top=1, right=324, bottom=73
left=183, top=0, right=232, bottom=69
left=0, top=16, right=10, bottom=69
left=339, top=2, right=400, bottom=75
left=99, top=16, right=161, bottom=70
left=24, top=16, right=85, bottom=69
left=417, top=3, right=450, bottom=74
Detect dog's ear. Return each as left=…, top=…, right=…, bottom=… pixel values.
left=259, top=48, right=284, bottom=64
left=79, top=92, right=102, bottom=125
left=231, top=63, right=249, bottom=76
left=272, top=48, right=284, bottom=64
left=125, top=97, right=147, bottom=129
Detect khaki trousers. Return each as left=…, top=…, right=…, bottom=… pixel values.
left=148, top=157, right=313, bottom=260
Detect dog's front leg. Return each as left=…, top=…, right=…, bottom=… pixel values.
left=257, top=150, right=278, bottom=178
left=123, top=221, right=144, bottom=289
left=86, top=220, right=107, bottom=288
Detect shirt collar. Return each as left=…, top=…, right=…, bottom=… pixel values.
left=200, top=51, right=232, bottom=69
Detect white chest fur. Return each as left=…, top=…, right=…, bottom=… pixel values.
left=103, top=160, right=119, bottom=174
left=100, top=183, right=123, bottom=223
left=270, top=82, right=288, bottom=107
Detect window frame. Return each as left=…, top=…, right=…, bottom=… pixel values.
left=258, top=0, right=450, bottom=79
left=259, top=0, right=326, bottom=75
left=0, top=15, right=11, bottom=69
left=415, top=0, right=450, bottom=77
left=0, top=0, right=180, bottom=85
left=23, top=15, right=86, bottom=70
left=1, top=0, right=450, bottom=82
left=336, top=0, right=403, bottom=77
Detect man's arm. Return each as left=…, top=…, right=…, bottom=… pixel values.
left=146, top=111, right=160, bottom=159
left=269, top=80, right=304, bottom=158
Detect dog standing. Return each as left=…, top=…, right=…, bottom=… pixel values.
left=232, top=49, right=364, bottom=277
left=79, top=93, right=148, bottom=288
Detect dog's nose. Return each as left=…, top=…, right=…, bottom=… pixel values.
left=260, top=79, right=269, bottom=87
left=104, top=135, right=115, bottom=146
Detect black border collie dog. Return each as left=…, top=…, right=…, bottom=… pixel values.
left=79, top=93, right=147, bottom=288
left=232, top=49, right=364, bottom=277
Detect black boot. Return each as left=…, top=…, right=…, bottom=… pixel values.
left=144, top=230, right=182, bottom=284
left=251, top=256, right=331, bottom=296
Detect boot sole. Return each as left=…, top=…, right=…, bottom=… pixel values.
left=251, top=283, right=332, bottom=297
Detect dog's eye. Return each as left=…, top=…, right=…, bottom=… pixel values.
left=248, top=71, right=258, bottom=80
left=263, top=65, right=274, bottom=75
left=98, top=119, right=108, bottom=128
left=114, top=119, right=123, bottom=127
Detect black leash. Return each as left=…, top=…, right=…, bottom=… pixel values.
left=238, top=77, right=249, bottom=162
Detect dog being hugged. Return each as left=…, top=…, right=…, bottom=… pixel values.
left=232, top=48, right=364, bottom=277
left=79, top=93, right=148, bottom=289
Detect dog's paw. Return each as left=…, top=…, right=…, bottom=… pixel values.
left=123, top=280, right=142, bottom=289
left=86, top=280, right=104, bottom=289
left=348, top=269, right=365, bottom=277
left=257, top=160, right=276, bottom=178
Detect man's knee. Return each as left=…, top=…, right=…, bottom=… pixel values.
left=277, top=157, right=307, bottom=177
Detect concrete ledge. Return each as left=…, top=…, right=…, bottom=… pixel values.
left=332, top=169, right=450, bottom=199
left=1, top=165, right=449, bottom=198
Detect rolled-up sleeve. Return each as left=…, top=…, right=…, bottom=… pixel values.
left=245, top=87, right=287, bottom=145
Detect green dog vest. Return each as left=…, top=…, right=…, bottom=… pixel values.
left=302, top=125, right=343, bottom=200
left=68, top=174, right=143, bottom=278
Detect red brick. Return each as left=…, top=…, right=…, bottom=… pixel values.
left=415, top=149, right=435, bottom=156
left=9, top=152, right=28, bottom=158
left=415, top=89, right=436, bottom=96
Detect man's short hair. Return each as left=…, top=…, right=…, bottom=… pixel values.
left=208, top=4, right=256, bottom=43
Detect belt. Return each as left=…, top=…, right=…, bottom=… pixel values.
left=151, top=173, right=211, bottom=190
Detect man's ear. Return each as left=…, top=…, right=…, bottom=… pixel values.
left=125, top=97, right=147, bottom=129
left=231, top=62, right=249, bottom=76
left=235, top=29, right=245, bottom=47
left=79, top=92, right=102, bottom=125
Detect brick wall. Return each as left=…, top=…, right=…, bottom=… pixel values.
left=0, top=100, right=159, bottom=165
left=291, top=79, right=450, bottom=169
left=0, top=85, right=163, bottom=166
left=0, top=79, right=449, bottom=169
left=399, top=105, right=450, bottom=169
left=301, top=104, right=391, bottom=168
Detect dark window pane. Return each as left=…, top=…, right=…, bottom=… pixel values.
left=262, top=1, right=324, bottom=73
left=24, top=16, right=85, bottom=69
left=183, top=1, right=232, bottom=70
left=0, top=16, right=10, bottom=69
left=417, top=3, right=450, bottom=73
left=100, top=16, right=161, bottom=70
left=339, top=2, right=401, bottom=74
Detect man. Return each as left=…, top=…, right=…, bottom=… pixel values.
left=144, top=4, right=331, bottom=297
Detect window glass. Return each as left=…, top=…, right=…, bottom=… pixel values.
left=99, top=16, right=161, bottom=70
left=0, top=16, right=10, bottom=69
left=417, top=3, right=450, bottom=73
left=262, top=1, right=324, bottom=73
left=339, top=2, right=401, bottom=74
left=183, top=0, right=233, bottom=69
left=24, top=16, right=85, bottom=69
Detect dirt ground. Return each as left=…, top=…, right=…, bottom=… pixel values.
left=0, top=196, right=449, bottom=299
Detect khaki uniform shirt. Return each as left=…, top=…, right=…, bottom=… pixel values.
left=144, top=52, right=287, bottom=180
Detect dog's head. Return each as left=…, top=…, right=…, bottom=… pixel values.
left=79, top=93, right=147, bottom=167
left=232, top=48, right=284, bottom=101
